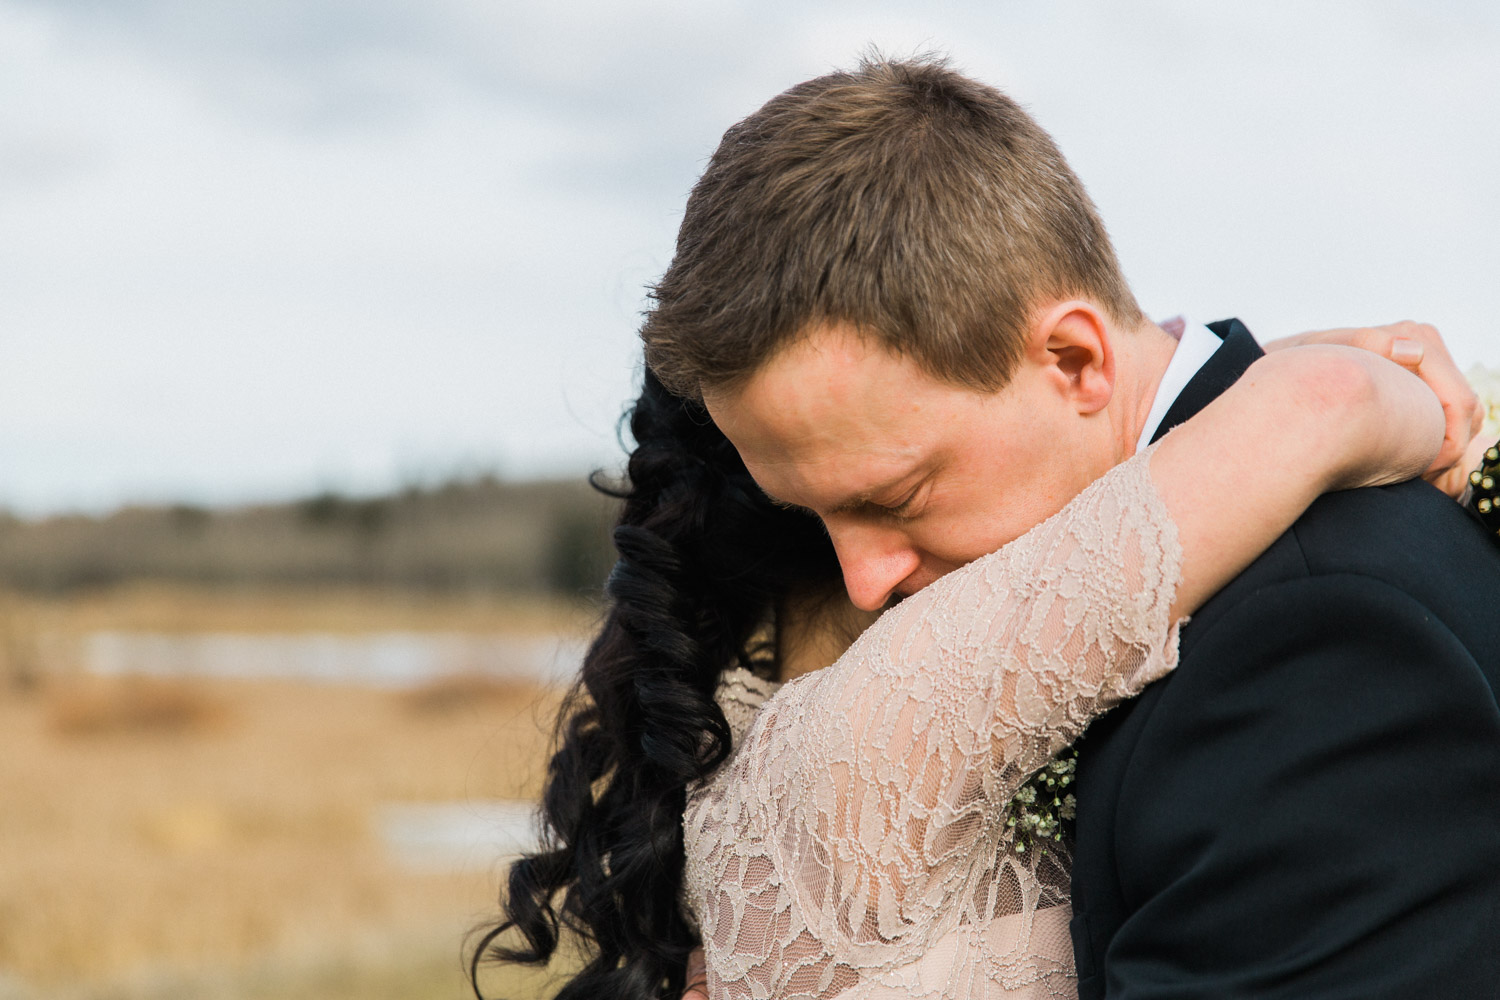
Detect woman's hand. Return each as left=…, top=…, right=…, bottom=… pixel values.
left=1265, top=321, right=1483, bottom=498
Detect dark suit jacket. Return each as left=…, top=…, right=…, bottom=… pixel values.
left=1068, top=319, right=1500, bottom=999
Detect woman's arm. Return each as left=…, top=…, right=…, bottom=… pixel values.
left=1158, top=344, right=1442, bottom=619
left=771, top=324, right=1465, bottom=680
left=1263, top=320, right=1483, bottom=497
left=773, top=344, right=1442, bottom=689
left=778, top=348, right=1444, bottom=793
left=683, top=341, right=1448, bottom=993
left=816, top=345, right=1440, bottom=784
left=687, top=347, right=1442, bottom=979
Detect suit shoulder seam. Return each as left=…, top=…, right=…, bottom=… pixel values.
left=1188, top=570, right=1453, bottom=649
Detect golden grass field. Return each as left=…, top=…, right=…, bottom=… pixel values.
left=0, top=585, right=592, bottom=1000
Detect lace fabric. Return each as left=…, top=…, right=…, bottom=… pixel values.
left=683, top=448, right=1185, bottom=999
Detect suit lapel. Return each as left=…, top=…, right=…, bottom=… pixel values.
left=1149, top=319, right=1265, bottom=444
left=1074, top=319, right=1265, bottom=998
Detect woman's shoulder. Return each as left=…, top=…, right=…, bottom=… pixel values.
left=713, top=666, right=783, bottom=753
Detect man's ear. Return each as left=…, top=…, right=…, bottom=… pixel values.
left=1029, top=300, right=1115, bottom=415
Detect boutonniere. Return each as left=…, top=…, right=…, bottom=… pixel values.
left=1006, top=747, right=1077, bottom=855
left=1467, top=365, right=1500, bottom=535
left=1470, top=444, right=1500, bottom=531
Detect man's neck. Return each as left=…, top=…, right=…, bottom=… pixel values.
left=1112, top=320, right=1182, bottom=460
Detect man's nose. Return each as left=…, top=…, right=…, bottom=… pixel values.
left=828, top=524, right=923, bottom=612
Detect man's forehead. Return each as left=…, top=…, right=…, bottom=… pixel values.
left=701, top=322, right=972, bottom=509
left=726, top=413, right=926, bottom=514
left=706, top=330, right=936, bottom=443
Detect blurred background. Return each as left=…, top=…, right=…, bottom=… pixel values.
left=1, top=1, right=1496, bottom=998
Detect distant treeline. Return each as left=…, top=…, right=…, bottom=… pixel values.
left=0, top=475, right=621, bottom=596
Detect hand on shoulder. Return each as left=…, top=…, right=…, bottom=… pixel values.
left=1265, top=320, right=1484, bottom=498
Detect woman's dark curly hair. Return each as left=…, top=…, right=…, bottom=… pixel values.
left=469, top=368, right=841, bottom=999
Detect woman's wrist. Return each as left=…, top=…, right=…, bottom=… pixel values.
left=1244, top=347, right=1441, bottom=495
left=1267, top=321, right=1483, bottom=496
left=1309, top=346, right=1443, bottom=492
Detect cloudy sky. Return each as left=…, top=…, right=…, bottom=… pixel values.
left=2, top=0, right=1497, bottom=515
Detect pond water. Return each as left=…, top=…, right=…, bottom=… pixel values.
left=81, top=630, right=588, bottom=688
left=73, top=635, right=568, bottom=871
left=377, top=799, right=540, bottom=872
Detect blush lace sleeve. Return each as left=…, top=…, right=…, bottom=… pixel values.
left=683, top=447, right=1185, bottom=999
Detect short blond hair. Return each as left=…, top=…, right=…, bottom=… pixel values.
left=642, top=55, right=1142, bottom=399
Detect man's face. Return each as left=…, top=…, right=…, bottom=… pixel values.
left=705, top=324, right=1108, bottom=611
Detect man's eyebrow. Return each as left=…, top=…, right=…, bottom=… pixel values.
left=827, top=489, right=906, bottom=516
left=763, top=490, right=866, bottom=516
left=764, top=493, right=816, bottom=516
left=763, top=480, right=910, bottom=517
left=829, top=474, right=921, bottom=515
left=827, top=495, right=876, bottom=515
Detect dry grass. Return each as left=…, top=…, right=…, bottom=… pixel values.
left=36, top=937, right=577, bottom=1000
left=0, top=585, right=586, bottom=998
left=398, top=675, right=545, bottom=717
left=5, top=581, right=595, bottom=637
left=46, top=676, right=231, bottom=736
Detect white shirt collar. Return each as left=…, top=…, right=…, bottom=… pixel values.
left=1135, top=319, right=1224, bottom=452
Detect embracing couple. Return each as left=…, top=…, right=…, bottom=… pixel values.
left=477, top=57, right=1500, bottom=999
